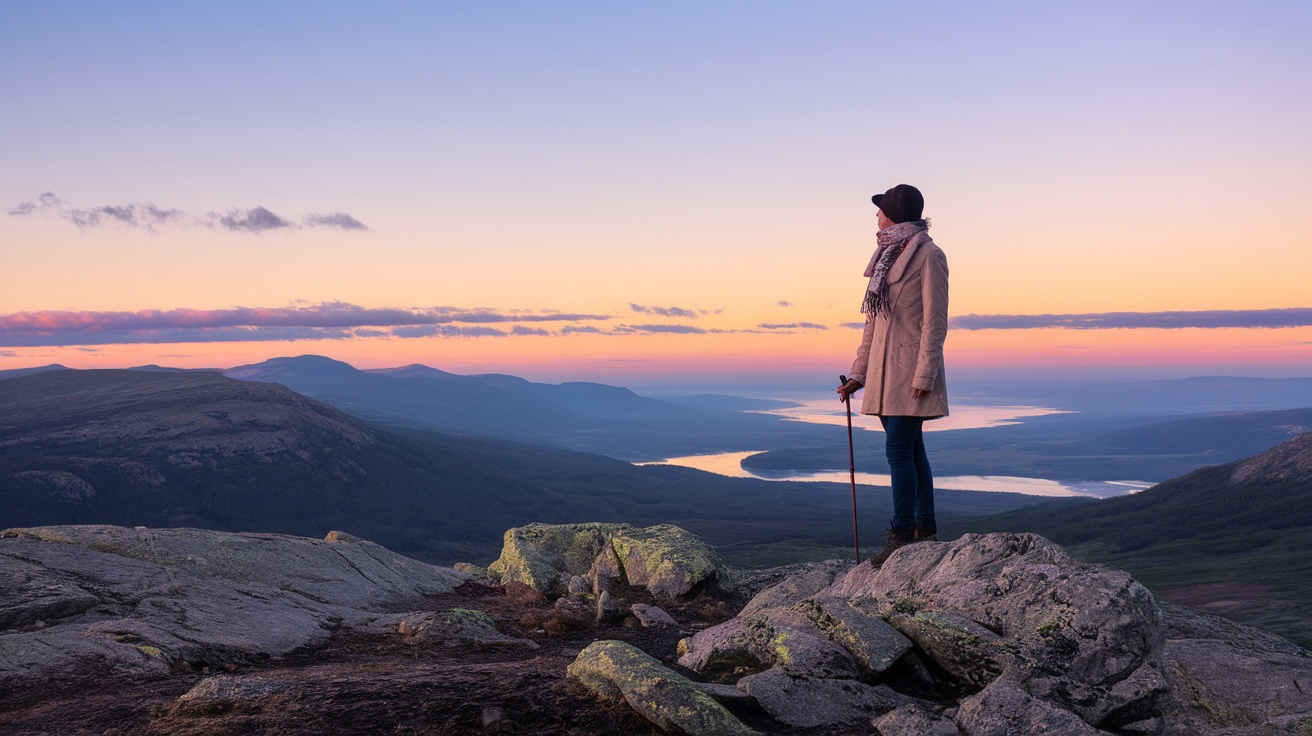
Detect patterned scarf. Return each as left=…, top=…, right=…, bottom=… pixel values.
left=861, top=220, right=928, bottom=318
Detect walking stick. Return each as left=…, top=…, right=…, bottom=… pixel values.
left=840, top=375, right=861, bottom=564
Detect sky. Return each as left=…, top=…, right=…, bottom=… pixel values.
left=3, top=1, right=1310, bottom=385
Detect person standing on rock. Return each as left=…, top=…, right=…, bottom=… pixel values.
left=837, top=184, right=949, bottom=565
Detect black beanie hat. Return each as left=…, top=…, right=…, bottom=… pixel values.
left=871, top=184, right=924, bottom=224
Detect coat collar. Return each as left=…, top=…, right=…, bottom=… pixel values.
left=887, top=231, right=929, bottom=283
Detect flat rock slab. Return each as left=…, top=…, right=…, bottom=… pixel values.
left=873, top=704, right=962, bottom=736
left=737, top=667, right=910, bottom=728
left=955, top=677, right=1107, bottom=736
left=567, top=640, right=757, bottom=735
left=0, top=525, right=468, bottom=688
left=677, top=605, right=860, bottom=683
left=631, top=603, right=678, bottom=628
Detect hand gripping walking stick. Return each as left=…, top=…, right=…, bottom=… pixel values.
left=839, top=375, right=861, bottom=564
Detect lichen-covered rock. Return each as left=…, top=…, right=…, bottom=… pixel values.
left=873, top=704, right=962, bottom=735
left=886, top=608, right=1006, bottom=688
left=483, top=522, right=733, bottom=601
left=737, top=667, right=911, bottom=727
left=738, top=560, right=852, bottom=618
left=677, top=606, right=860, bottom=683
left=486, top=523, right=628, bottom=597
left=954, top=677, right=1106, bottom=736
left=393, top=609, right=538, bottom=650
left=677, top=616, right=775, bottom=683
left=825, top=533, right=1165, bottom=725
left=797, top=596, right=912, bottom=676
left=567, top=640, right=757, bottom=735
left=610, top=524, right=729, bottom=599
left=631, top=604, right=678, bottom=628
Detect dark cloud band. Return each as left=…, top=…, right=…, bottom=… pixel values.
left=951, top=308, right=1312, bottom=330
left=0, top=303, right=612, bottom=347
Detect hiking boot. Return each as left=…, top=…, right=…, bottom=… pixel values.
left=867, top=527, right=914, bottom=567
left=913, top=527, right=938, bottom=543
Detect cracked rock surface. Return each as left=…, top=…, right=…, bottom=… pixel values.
left=0, top=524, right=468, bottom=689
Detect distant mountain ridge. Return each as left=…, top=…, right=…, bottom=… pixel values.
left=222, top=354, right=827, bottom=460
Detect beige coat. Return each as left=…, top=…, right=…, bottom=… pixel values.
left=849, top=230, right=949, bottom=418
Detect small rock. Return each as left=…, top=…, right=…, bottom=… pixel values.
left=567, top=640, right=756, bottom=735
left=631, top=603, right=678, bottom=628
left=567, top=575, right=588, bottom=596
left=453, top=562, right=493, bottom=581
left=503, top=580, right=547, bottom=605
left=323, top=530, right=361, bottom=544
left=481, top=706, right=505, bottom=726
left=596, top=590, right=622, bottom=625
left=175, top=675, right=289, bottom=713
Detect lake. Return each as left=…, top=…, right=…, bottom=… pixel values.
left=638, top=396, right=1152, bottom=498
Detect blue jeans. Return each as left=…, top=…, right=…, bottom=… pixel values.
left=879, top=416, right=936, bottom=534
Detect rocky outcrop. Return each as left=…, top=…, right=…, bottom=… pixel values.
left=671, top=532, right=1312, bottom=734
left=567, top=640, right=757, bottom=735
left=0, top=524, right=468, bottom=689
left=1229, top=431, right=1312, bottom=486
left=481, top=522, right=732, bottom=600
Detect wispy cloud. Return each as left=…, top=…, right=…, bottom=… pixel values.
left=0, top=350, right=18, bottom=357
left=0, top=302, right=612, bottom=347
left=213, top=206, right=294, bottom=232
left=840, top=321, right=866, bottom=329
left=951, top=308, right=1312, bottom=330
left=614, top=324, right=709, bottom=335
left=629, top=304, right=699, bottom=318
left=9, top=192, right=369, bottom=233
left=303, top=212, right=368, bottom=230
left=778, top=300, right=792, bottom=308
left=758, top=322, right=828, bottom=330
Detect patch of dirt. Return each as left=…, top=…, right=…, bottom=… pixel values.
left=0, top=581, right=854, bottom=736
